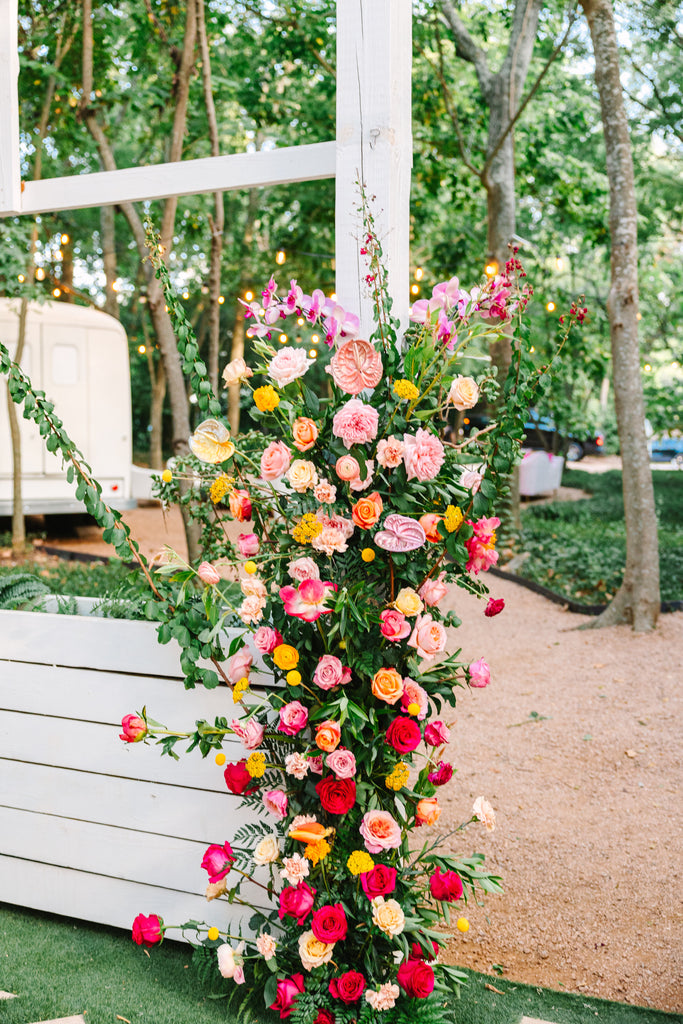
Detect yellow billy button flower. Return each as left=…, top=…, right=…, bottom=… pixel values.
left=233, top=676, right=249, bottom=703
left=393, top=379, right=419, bottom=401
left=215, top=752, right=226, bottom=766
left=253, top=384, right=280, bottom=412
left=347, top=850, right=375, bottom=875
left=244, top=560, right=258, bottom=575
left=456, top=918, right=470, bottom=933
left=273, top=644, right=299, bottom=671
left=444, top=504, right=464, bottom=533
left=161, top=468, right=173, bottom=483
left=286, top=670, right=302, bottom=686
left=207, top=927, right=220, bottom=941
left=361, top=547, right=375, bottom=563
left=245, top=751, right=267, bottom=778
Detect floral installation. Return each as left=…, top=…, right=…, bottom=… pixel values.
left=0, top=197, right=578, bottom=1024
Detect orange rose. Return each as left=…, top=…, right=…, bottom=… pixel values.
left=371, top=667, right=404, bottom=705
left=418, top=513, right=442, bottom=543
left=352, top=491, right=384, bottom=530
left=315, top=719, right=342, bottom=752
left=415, top=797, right=441, bottom=826
left=292, top=417, right=319, bottom=452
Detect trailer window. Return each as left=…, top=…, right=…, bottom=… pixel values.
left=51, top=344, right=79, bottom=385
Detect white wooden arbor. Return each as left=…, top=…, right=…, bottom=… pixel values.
left=0, top=0, right=412, bottom=332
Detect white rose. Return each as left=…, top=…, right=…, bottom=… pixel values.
left=253, top=834, right=280, bottom=865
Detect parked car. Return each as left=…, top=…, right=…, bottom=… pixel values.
left=648, top=436, right=683, bottom=467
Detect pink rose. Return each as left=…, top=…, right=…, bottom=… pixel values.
left=403, top=428, right=445, bottom=482
left=376, top=435, right=405, bottom=469
left=335, top=454, right=361, bottom=481
left=278, top=700, right=309, bottom=736
left=231, top=717, right=265, bottom=750
left=237, top=533, right=259, bottom=557
left=268, top=346, right=313, bottom=388
left=408, top=614, right=448, bottom=660
left=119, top=714, right=147, bottom=743
left=253, top=626, right=283, bottom=653
left=418, top=571, right=449, bottom=607
left=260, top=440, right=292, bottom=480
left=226, top=648, right=253, bottom=684
left=469, top=657, right=491, bottom=688
left=424, top=720, right=451, bottom=746
left=288, top=557, right=320, bottom=582
left=326, top=748, right=357, bottom=779
left=332, top=399, right=379, bottom=449
left=461, top=468, right=483, bottom=493
left=379, top=608, right=411, bottom=642
left=313, top=654, right=351, bottom=690
left=263, top=789, right=289, bottom=820
left=197, top=561, right=220, bottom=585
left=359, top=810, right=402, bottom=854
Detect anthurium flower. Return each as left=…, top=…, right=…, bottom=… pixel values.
left=279, top=579, right=337, bottom=621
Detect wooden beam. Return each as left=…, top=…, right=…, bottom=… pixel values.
left=0, top=0, right=21, bottom=214
left=1, top=141, right=336, bottom=217
left=335, top=0, right=413, bottom=335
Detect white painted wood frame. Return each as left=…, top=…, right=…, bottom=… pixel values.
left=0, top=0, right=412, bottom=327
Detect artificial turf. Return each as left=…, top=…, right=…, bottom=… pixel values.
left=1, top=903, right=680, bottom=1024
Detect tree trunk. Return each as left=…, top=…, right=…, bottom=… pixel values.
left=581, top=0, right=660, bottom=631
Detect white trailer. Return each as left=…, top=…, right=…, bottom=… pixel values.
left=0, top=298, right=135, bottom=514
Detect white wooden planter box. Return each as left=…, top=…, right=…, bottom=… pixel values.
left=0, top=608, right=267, bottom=939
left=519, top=449, right=565, bottom=497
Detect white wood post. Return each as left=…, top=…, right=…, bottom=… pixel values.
left=335, top=0, right=413, bottom=336
left=0, top=0, right=21, bottom=214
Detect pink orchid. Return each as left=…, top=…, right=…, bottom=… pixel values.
left=279, top=578, right=338, bottom=622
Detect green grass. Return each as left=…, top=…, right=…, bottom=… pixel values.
left=1, top=904, right=680, bottom=1024
left=519, top=470, right=683, bottom=605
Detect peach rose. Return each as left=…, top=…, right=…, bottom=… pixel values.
left=315, top=719, right=342, bottom=752
left=376, top=436, right=405, bottom=469
left=292, top=417, right=319, bottom=452
left=371, top=896, right=405, bottom=937
left=448, top=375, right=479, bottom=410
left=371, top=667, right=405, bottom=705
left=352, top=491, right=383, bottom=530
left=415, top=797, right=441, bottom=826
left=260, top=440, right=292, bottom=480
left=287, top=459, right=318, bottom=493
left=393, top=588, right=423, bottom=617
left=408, top=614, right=448, bottom=660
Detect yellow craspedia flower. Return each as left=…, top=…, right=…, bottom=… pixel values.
left=393, top=379, right=419, bottom=401
left=385, top=762, right=411, bottom=791
left=246, top=751, right=267, bottom=778
left=456, top=917, right=470, bottom=933
left=286, top=670, right=302, bottom=686
left=215, top=752, right=226, bottom=766
left=210, top=474, right=232, bottom=504
left=161, top=468, right=173, bottom=483
left=273, top=644, right=299, bottom=671
left=444, top=504, right=464, bottom=532
left=347, top=850, right=375, bottom=875
left=244, top=560, right=258, bottom=574
left=292, top=512, right=323, bottom=544
left=207, top=926, right=220, bottom=941
left=253, top=384, right=280, bottom=412
left=361, top=547, right=375, bottom=563
left=233, top=676, right=250, bottom=703
left=305, top=838, right=332, bottom=866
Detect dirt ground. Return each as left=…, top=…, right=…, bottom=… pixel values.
left=9, top=491, right=683, bottom=1014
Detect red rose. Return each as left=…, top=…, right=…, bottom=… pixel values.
left=427, top=761, right=453, bottom=786
left=201, top=841, right=235, bottom=883
left=385, top=716, right=422, bottom=754
left=278, top=881, right=317, bottom=925
left=329, top=971, right=366, bottom=1003
left=429, top=867, right=463, bottom=902
left=485, top=597, right=505, bottom=617
left=313, top=1011, right=335, bottom=1024
left=270, top=973, right=305, bottom=1019
left=397, top=958, right=435, bottom=998
left=223, top=760, right=258, bottom=795
left=409, top=938, right=440, bottom=961
left=360, top=864, right=397, bottom=899
left=311, top=903, right=348, bottom=943
left=132, top=913, right=163, bottom=947
left=315, top=776, right=356, bottom=814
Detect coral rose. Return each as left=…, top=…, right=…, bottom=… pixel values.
left=292, top=417, right=319, bottom=452
left=415, top=797, right=441, bottom=826
left=351, top=491, right=383, bottom=529
left=447, top=374, right=479, bottom=410
left=359, top=810, right=402, bottom=854
left=371, top=667, right=405, bottom=705
left=315, top=719, right=342, bottom=752
left=260, top=440, right=292, bottom=480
